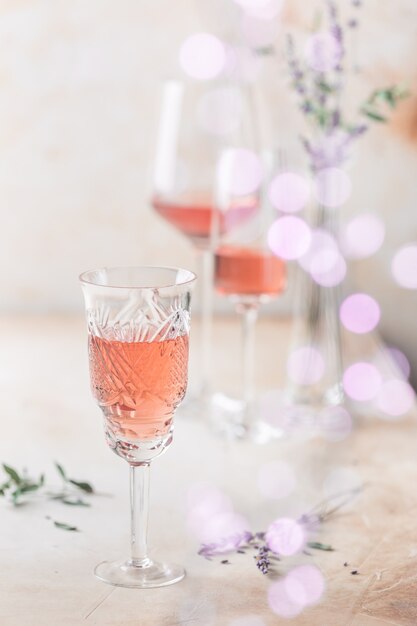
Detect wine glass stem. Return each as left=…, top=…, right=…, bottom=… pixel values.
left=239, top=303, right=259, bottom=406
left=130, top=463, right=151, bottom=568
left=197, top=247, right=213, bottom=395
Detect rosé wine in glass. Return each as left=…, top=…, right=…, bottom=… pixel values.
left=80, top=266, right=196, bottom=589
left=215, top=245, right=286, bottom=300
left=89, top=334, right=189, bottom=441
left=152, top=193, right=257, bottom=246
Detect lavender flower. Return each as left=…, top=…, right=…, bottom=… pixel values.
left=286, top=0, right=408, bottom=172
left=198, top=531, right=253, bottom=559
left=196, top=489, right=362, bottom=575
left=255, top=546, right=271, bottom=575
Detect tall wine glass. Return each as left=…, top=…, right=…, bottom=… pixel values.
left=213, top=151, right=287, bottom=439
left=80, top=266, right=196, bottom=588
left=151, top=79, right=256, bottom=402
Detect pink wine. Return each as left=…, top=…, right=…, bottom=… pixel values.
left=215, top=245, right=286, bottom=298
left=152, top=193, right=257, bottom=242
left=88, top=333, right=189, bottom=440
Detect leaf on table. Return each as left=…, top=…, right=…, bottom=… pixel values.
left=62, top=498, right=90, bottom=507
left=55, top=462, right=67, bottom=481
left=20, top=483, right=42, bottom=494
left=308, top=541, right=335, bottom=552
left=3, top=464, right=21, bottom=484
left=68, top=479, right=94, bottom=494
left=52, top=520, right=79, bottom=532
left=361, top=108, right=387, bottom=123
left=0, top=480, right=11, bottom=495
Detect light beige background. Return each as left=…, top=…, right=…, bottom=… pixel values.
left=0, top=0, right=416, bottom=378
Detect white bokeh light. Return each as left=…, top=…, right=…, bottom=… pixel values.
left=200, top=511, right=251, bottom=546
left=391, top=244, right=417, bottom=289
left=315, top=167, right=352, bottom=208
left=186, top=483, right=233, bottom=539
left=268, top=172, right=310, bottom=213
left=236, top=0, right=284, bottom=18
left=341, top=213, right=385, bottom=259
left=241, top=14, right=277, bottom=48
left=319, top=406, right=353, bottom=442
left=218, top=148, right=263, bottom=196
left=179, top=33, right=226, bottom=80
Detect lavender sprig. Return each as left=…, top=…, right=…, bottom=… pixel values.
left=255, top=546, right=272, bottom=575
left=286, top=0, right=409, bottom=172
left=197, top=487, right=361, bottom=576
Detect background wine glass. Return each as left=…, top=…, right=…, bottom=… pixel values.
left=213, top=151, right=287, bottom=440
left=151, top=78, right=259, bottom=405
left=80, top=266, right=196, bottom=588
left=151, top=79, right=217, bottom=403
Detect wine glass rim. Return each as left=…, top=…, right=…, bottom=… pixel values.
left=79, top=265, right=197, bottom=290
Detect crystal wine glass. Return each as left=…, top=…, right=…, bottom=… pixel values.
left=151, top=78, right=257, bottom=402
left=80, top=266, right=196, bottom=588
left=213, top=151, right=287, bottom=439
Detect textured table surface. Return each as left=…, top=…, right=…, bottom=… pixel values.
left=0, top=315, right=416, bottom=626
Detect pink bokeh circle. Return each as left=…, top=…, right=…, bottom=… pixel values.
left=268, top=216, right=312, bottom=260
left=268, top=580, right=303, bottom=618
left=266, top=518, right=305, bottom=556
left=387, top=347, right=411, bottom=380
left=218, top=148, right=263, bottom=196
left=298, top=228, right=338, bottom=273
left=311, top=252, right=347, bottom=287
left=377, top=379, right=415, bottom=417
left=285, top=565, right=326, bottom=607
left=340, top=293, right=381, bottom=334
left=343, top=362, right=382, bottom=402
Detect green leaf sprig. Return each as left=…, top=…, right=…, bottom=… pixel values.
left=0, top=464, right=45, bottom=506
left=0, top=462, right=96, bottom=530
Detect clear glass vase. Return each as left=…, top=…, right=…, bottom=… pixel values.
left=285, top=202, right=345, bottom=419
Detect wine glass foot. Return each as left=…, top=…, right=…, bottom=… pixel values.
left=94, top=558, right=185, bottom=589
left=209, top=392, right=283, bottom=443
